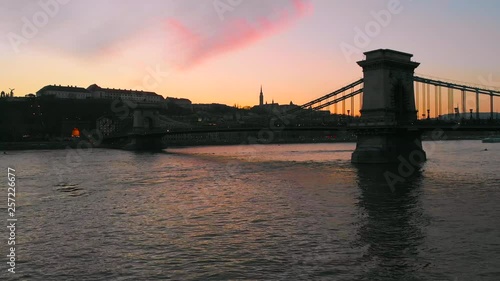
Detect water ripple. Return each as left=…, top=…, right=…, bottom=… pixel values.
left=5, top=142, right=500, bottom=280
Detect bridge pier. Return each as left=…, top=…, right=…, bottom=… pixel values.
left=101, top=103, right=168, bottom=150
left=352, top=129, right=425, bottom=163
left=352, top=49, right=426, bottom=164
left=123, top=135, right=166, bottom=151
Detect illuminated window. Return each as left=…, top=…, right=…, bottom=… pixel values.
left=71, top=128, right=81, bottom=138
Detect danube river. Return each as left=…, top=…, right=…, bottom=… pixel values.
left=1, top=141, right=499, bottom=280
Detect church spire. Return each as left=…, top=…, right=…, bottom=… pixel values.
left=259, top=85, right=264, bottom=106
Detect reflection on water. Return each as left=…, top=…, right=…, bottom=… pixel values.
left=1, top=142, right=499, bottom=280
left=355, top=164, right=428, bottom=280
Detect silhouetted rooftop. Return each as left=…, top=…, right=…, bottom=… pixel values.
left=37, top=85, right=90, bottom=94
left=364, top=49, right=414, bottom=60
left=87, top=84, right=160, bottom=97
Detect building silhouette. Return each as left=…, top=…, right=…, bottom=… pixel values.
left=36, top=85, right=91, bottom=99
left=87, top=84, right=163, bottom=102
left=36, top=84, right=164, bottom=103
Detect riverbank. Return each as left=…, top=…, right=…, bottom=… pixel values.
left=0, top=141, right=79, bottom=151
left=1, top=135, right=496, bottom=151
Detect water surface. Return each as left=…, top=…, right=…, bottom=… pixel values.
left=1, top=141, right=499, bottom=280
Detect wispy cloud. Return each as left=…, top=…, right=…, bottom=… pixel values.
left=0, top=0, right=312, bottom=69
left=166, top=0, right=312, bottom=70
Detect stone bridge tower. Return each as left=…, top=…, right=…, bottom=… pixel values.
left=352, top=49, right=426, bottom=164
left=132, top=104, right=162, bottom=133
left=125, top=103, right=165, bottom=150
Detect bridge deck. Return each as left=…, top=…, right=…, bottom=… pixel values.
left=103, top=123, right=500, bottom=140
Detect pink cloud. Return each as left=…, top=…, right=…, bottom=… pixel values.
left=166, top=0, right=313, bottom=70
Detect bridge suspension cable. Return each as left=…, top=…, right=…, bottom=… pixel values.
left=415, top=75, right=500, bottom=119
left=416, top=73, right=500, bottom=91
left=414, top=76, right=500, bottom=96
left=312, top=88, right=363, bottom=111
left=291, top=74, right=497, bottom=118
left=291, top=78, right=364, bottom=114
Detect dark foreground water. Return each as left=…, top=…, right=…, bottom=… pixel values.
left=1, top=141, right=499, bottom=280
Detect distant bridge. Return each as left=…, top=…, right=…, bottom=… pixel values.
left=101, top=49, right=500, bottom=162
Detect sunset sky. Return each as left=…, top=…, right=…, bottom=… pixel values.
left=1, top=0, right=499, bottom=110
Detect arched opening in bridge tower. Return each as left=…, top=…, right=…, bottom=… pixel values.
left=392, top=79, right=410, bottom=124
left=143, top=117, right=153, bottom=130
